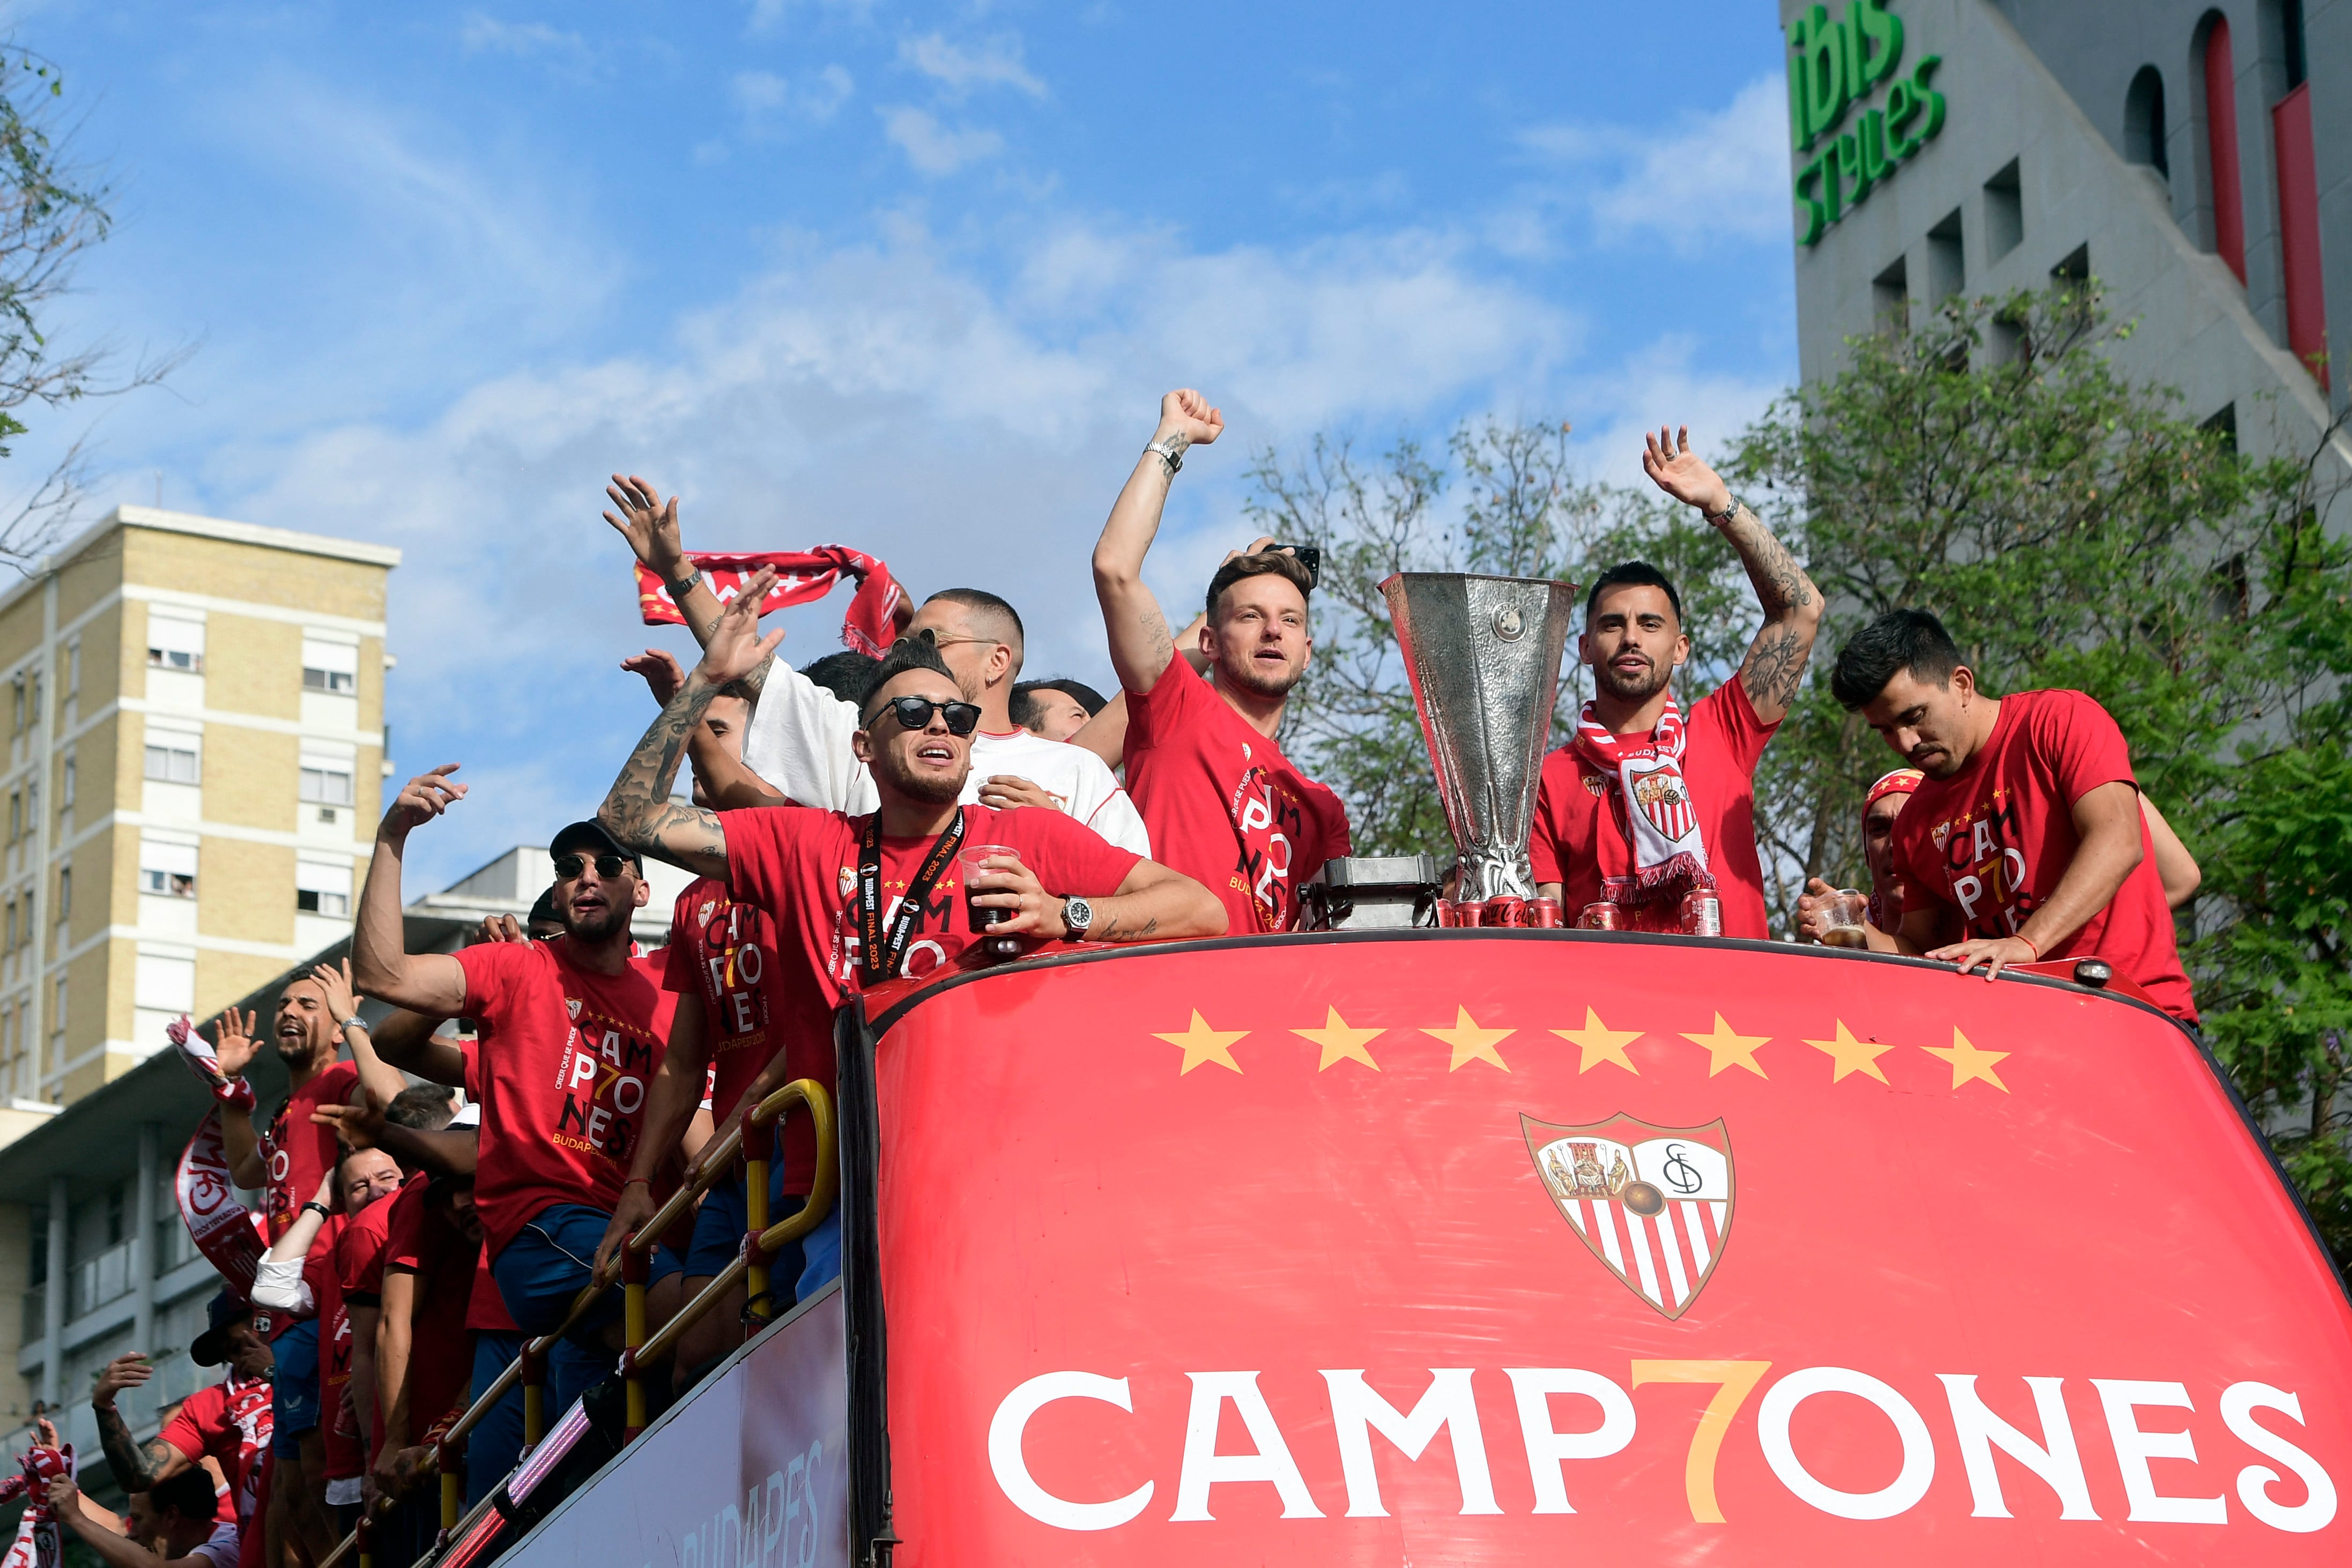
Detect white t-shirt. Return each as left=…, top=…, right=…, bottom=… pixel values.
left=190, top=1519, right=241, bottom=1567
left=739, top=661, right=1151, bottom=854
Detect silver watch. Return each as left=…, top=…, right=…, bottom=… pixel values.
left=1704, top=495, right=1742, bottom=525
left=1062, top=896, right=1096, bottom=938
left=1145, top=434, right=1189, bottom=475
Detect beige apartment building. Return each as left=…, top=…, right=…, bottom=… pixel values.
left=0, top=505, right=397, bottom=1125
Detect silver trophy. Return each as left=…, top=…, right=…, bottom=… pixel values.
left=1381, top=572, right=1578, bottom=902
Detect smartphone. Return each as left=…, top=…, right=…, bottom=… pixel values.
left=1275, top=543, right=1322, bottom=588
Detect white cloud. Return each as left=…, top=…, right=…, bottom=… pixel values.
left=898, top=32, right=1046, bottom=99
left=1522, top=75, right=1793, bottom=253
left=732, top=64, right=855, bottom=136
left=458, top=14, right=598, bottom=79
left=745, top=0, right=877, bottom=35
left=881, top=107, right=1004, bottom=175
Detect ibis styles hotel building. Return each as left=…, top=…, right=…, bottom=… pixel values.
left=1780, top=0, right=2350, bottom=475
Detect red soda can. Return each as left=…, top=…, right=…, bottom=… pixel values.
left=1435, top=899, right=1466, bottom=927
left=1577, top=902, right=1621, bottom=930
left=1529, top=897, right=1565, bottom=928
left=1481, top=896, right=1526, bottom=928
left=1681, top=890, right=1724, bottom=936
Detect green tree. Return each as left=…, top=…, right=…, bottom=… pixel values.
left=0, top=43, right=180, bottom=570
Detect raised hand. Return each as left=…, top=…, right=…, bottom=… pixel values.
left=1641, top=425, right=1734, bottom=517
left=211, top=1008, right=262, bottom=1080
left=310, top=959, right=359, bottom=1032
left=695, top=567, right=785, bottom=688
left=622, top=648, right=687, bottom=707
left=91, top=1354, right=153, bottom=1408
left=1156, top=389, right=1225, bottom=449
left=977, top=775, right=1063, bottom=813
left=380, top=764, right=466, bottom=839
left=602, top=475, right=687, bottom=577
left=477, top=912, right=531, bottom=945
left=311, top=1100, right=384, bottom=1152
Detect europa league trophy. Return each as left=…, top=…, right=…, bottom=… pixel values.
left=1381, top=572, right=1577, bottom=903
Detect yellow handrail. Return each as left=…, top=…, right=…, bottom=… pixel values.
left=314, top=1078, right=836, bottom=1568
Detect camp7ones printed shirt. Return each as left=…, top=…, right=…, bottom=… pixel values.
left=456, top=939, right=678, bottom=1259
left=1123, top=658, right=1347, bottom=934
left=662, top=878, right=792, bottom=1140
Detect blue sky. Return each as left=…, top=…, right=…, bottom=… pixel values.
left=15, top=0, right=1799, bottom=887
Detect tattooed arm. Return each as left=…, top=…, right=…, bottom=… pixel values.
left=1093, top=390, right=1226, bottom=696
left=603, top=475, right=778, bottom=696
left=598, top=568, right=784, bottom=879
left=1639, top=423, right=1823, bottom=726
left=352, top=766, right=472, bottom=1016
left=91, top=1355, right=192, bottom=1492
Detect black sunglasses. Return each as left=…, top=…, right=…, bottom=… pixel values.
left=867, top=696, right=982, bottom=735
left=553, top=852, right=630, bottom=880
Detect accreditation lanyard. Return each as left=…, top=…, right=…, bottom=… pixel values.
left=857, top=808, right=967, bottom=987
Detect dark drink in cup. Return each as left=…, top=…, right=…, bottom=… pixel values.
left=959, top=844, right=1020, bottom=935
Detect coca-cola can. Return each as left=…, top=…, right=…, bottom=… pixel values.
left=1577, top=902, right=1621, bottom=931
left=1481, top=896, right=1526, bottom=928
left=1435, top=899, right=1467, bottom=928
left=1682, top=890, right=1724, bottom=937
left=1529, top=897, right=1565, bottom=928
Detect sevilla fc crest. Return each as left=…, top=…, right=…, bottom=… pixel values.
left=1629, top=767, right=1697, bottom=844
left=1522, top=1112, right=1734, bottom=1320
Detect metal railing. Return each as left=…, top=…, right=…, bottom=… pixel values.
left=324, top=1077, right=837, bottom=1568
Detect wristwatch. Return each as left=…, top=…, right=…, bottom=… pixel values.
left=1704, top=495, right=1743, bottom=525
left=1062, top=896, right=1096, bottom=939
left=1145, top=434, right=1189, bottom=475
left=337, top=1015, right=365, bottom=1035
left=303, top=1201, right=330, bottom=1219
left=669, top=568, right=705, bottom=600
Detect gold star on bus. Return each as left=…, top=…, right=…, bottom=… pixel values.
left=1427, top=1007, right=1511, bottom=1072
left=1920, top=1028, right=2009, bottom=1091
left=1153, top=1012, right=1246, bottom=1074
left=1804, top=1020, right=1894, bottom=1083
left=1553, top=1008, right=1643, bottom=1075
left=1679, top=1013, right=1770, bottom=1078
left=1295, top=1007, right=1383, bottom=1071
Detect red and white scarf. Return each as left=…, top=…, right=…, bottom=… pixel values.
left=1571, top=695, right=1716, bottom=909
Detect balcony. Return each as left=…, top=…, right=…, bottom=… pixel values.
left=69, top=1240, right=132, bottom=1320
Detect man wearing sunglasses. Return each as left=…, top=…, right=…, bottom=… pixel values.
left=597, top=592, right=1226, bottom=1298
left=600, top=477, right=1148, bottom=852
left=353, top=792, right=686, bottom=1420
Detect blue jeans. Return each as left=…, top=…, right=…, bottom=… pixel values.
left=465, top=1331, right=527, bottom=1507
left=796, top=1210, right=841, bottom=1303
left=270, top=1319, right=321, bottom=1456
left=492, top=1202, right=685, bottom=1415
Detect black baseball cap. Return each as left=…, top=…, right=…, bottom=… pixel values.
left=549, top=821, right=641, bottom=869
left=190, top=1290, right=251, bottom=1367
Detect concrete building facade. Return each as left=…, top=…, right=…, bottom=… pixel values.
left=1781, top=0, right=2350, bottom=480
left=0, top=507, right=398, bottom=1126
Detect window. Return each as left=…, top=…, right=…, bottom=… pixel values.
left=2126, top=65, right=2169, bottom=176
left=2201, top=12, right=2246, bottom=280
left=146, top=609, right=206, bottom=673
left=132, top=950, right=191, bottom=1013
left=1927, top=209, right=1964, bottom=305
left=50, top=972, right=68, bottom=1032
left=5, top=900, right=15, bottom=952
left=299, top=764, right=355, bottom=806
left=105, top=1185, right=124, bottom=1246
left=6, top=791, right=17, bottom=841
left=144, top=739, right=200, bottom=784
left=139, top=838, right=198, bottom=898
left=8, top=677, right=19, bottom=737
left=56, top=866, right=69, bottom=920
left=58, top=754, right=72, bottom=813
left=296, top=859, right=353, bottom=918
left=301, top=636, right=359, bottom=696
left=63, top=641, right=77, bottom=698
left=1983, top=159, right=2023, bottom=262
left=1872, top=255, right=1909, bottom=333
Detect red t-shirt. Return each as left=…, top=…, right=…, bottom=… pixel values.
left=663, top=879, right=792, bottom=1134
left=161, top=1372, right=273, bottom=1532
left=264, top=1060, right=359, bottom=1242
left=1530, top=679, right=1779, bottom=938
left=722, top=803, right=1144, bottom=1189
left=1123, top=658, right=1348, bottom=934
left=453, top=1041, right=521, bottom=1335
left=456, top=940, right=677, bottom=1259
left=382, top=1178, right=480, bottom=1439
left=329, top=1181, right=404, bottom=1474
left=1894, top=689, right=2195, bottom=1021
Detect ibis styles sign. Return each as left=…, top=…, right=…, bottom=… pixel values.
left=1787, top=0, right=1947, bottom=245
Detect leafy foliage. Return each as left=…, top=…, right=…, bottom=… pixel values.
left=1249, top=285, right=2352, bottom=1262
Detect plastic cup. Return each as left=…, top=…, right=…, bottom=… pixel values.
left=959, top=844, right=1019, bottom=934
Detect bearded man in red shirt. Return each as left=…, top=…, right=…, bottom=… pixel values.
left=1531, top=426, right=1823, bottom=935
left=1088, top=389, right=1352, bottom=934
left=1828, top=607, right=2197, bottom=1021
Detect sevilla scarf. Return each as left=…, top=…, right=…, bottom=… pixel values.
left=1, top=1443, right=71, bottom=1567
left=634, top=547, right=904, bottom=658
left=1571, top=695, right=1716, bottom=909
left=167, top=1016, right=270, bottom=1300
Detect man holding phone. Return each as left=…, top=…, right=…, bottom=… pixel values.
left=1089, top=389, right=1352, bottom=934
